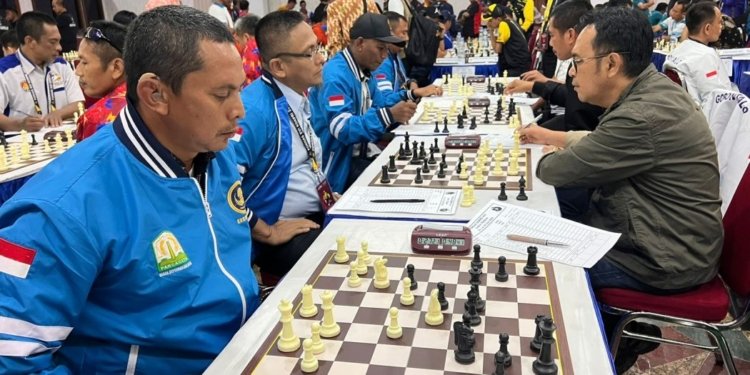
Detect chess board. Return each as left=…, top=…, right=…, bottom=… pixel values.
left=416, top=97, right=518, bottom=127
left=0, top=141, right=72, bottom=175
left=246, top=251, right=573, bottom=374
left=369, top=148, right=533, bottom=191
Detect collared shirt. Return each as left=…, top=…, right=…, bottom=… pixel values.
left=208, top=2, right=234, bottom=29
left=659, top=17, right=686, bottom=41
left=275, top=80, right=324, bottom=219
left=664, top=39, right=734, bottom=104
left=0, top=50, right=84, bottom=118
left=76, top=82, right=127, bottom=141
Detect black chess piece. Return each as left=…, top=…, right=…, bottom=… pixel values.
left=380, top=165, right=391, bottom=183
left=433, top=138, right=440, bottom=153
left=434, top=121, right=440, bottom=133
left=404, top=132, right=410, bottom=145
left=398, top=144, right=408, bottom=160
left=422, top=158, right=430, bottom=173
left=462, top=289, right=482, bottom=326
left=494, top=351, right=507, bottom=375
left=461, top=105, right=467, bottom=119
left=457, top=115, right=464, bottom=129
left=532, top=317, right=559, bottom=375
left=443, top=116, right=448, bottom=129
left=488, top=85, right=495, bottom=95
left=428, top=150, right=437, bottom=165
left=484, top=111, right=490, bottom=124
left=498, top=182, right=508, bottom=201
left=453, top=317, right=476, bottom=364
left=484, top=105, right=490, bottom=116
left=409, top=147, right=421, bottom=165
left=419, top=144, right=426, bottom=160
left=470, top=116, right=477, bottom=130
left=518, top=175, right=526, bottom=189
left=524, top=246, right=540, bottom=276
left=30, top=134, right=38, bottom=146
left=444, top=75, right=449, bottom=85
left=531, top=314, right=545, bottom=352
left=463, top=283, right=485, bottom=313
left=442, top=122, right=449, bottom=133
left=0, top=132, right=6, bottom=147
left=471, top=244, right=483, bottom=270
left=469, top=264, right=482, bottom=286
left=437, top=163, right=446, bottom=178
left=412, top=140, right=418, bottom=156
left=404, top=140, right=412, bottom=157
left=406, top=264, right=418, bottom=290
left=437, top=282, right=449, bottom=310
left=388, top=155, right=398, bottom=172
left=495, top=256, right=509, bottom=282
left=499, top=333, right=512, bottom=367
left=455, top=160, right=462, bottom=174
left=487, top=80, right=492, bottom=93
left=459, top=153, right=464, bottom=165
left=516, top=184, right=528, bottom=201
left=440, top=153, right=447, bottom=169
left=414, top=167, right=423, bottom=184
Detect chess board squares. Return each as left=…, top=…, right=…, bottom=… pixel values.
left=369, top=344, right=412, bottom=368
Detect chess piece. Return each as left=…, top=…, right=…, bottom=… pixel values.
left=319, top=290, right=341, bottom=338
left=460, top=184, right=473, bottom=207
left=462, top=289, right=481, bottom=326
left=373, top=257, right=390, bottom=289
left=437, top=282, right=449, bottom=310
left=524, top=246, right=540, bottom=276
left=421, top=158, right=430, bottom=173
left=20, top=142, right=29, bottom=160
left=498, top=333, right=512, bottom=367
left=348, top=261, right=362, bottom=287
left=65, top=129, right=74, bottom=149
left=398, top=144, right=408, bottom=160
left=516, top=184, right=528, bottom=201
left=442, top=118, right=449, bottom=133
left=531, top=314, right=545, bottom=352
left=471, top=244, right=483, bottom=270
left=388, top=155, right=397, bottom=172
left=473, top=169, right=484, bottom=186
left=404, top=138, right=412, bottom=156
left=380, top=165, right=391, bottom=184
left=276, top=299, right=301, bottom=352
left=441, top=153, right=447, bottom=169
left=334, top=235, right=349, bottom=263
left=470, top=116, right=477, bottom=130
left=299, top=284, right=318, bottom=318
left=467, top=184, right=476, bottom=205
left=459, top=162, right=469, bottom=180
left=400, top=277, right=415, bottom=305
left=43, top=139, right=51, bottom=153
left=453, top=316, right=476, bottom=364
left=300, top=338, right=318, bottom=373
left=386, top=307, right=403, bottom=339
left=30, top=134, right=37, bottom=146
left=457, top=115, right=464, bottom=129
left=436, top=163, right=446, bottom=178
left=498, top=182, right=508, bottom=201
left=54, top=133, right=63, bottom=152
left=360, top=241, right=371, bottom=264
left=428, top=150, right=437, bottom=165
left=494, top=352, right=507, bottom=375
left=471, top=283, right=485, bottom=312
left=434, top=121, right=440, bottom=133
left=532, top=317, right=559, bottom=375
left=406, top=264, right=418, bottom=290
left=409, top=146, right=421, bottom=164
left=424, top=289, right=444, bottom=326
left=469, top=264, right=482, bottom=286
left=310, top=322, right=325, bottom=354
left=355, top=250, right=368, bottom=275
left=0, top=146, right=7, bottom=171
left=419, top=142, right=426, bottom=159
left=495, top=256, right=509, bottom=282
left=414, top=167, right=423, bottom=184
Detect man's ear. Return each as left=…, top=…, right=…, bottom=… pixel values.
left=267, top=57, right=287, bottom=79
left=136, top=73, right=169, bottom=115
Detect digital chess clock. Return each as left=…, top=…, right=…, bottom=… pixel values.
left=444, top=134, right=481, bottom=149
left=411, top=224, right=473, bottom=255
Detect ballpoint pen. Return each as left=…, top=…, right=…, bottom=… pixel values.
left=523, top=113, right=544, bottom=128
left=506, top=234, right=569, bottom=247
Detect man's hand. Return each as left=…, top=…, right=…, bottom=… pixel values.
left=412, top=85, right=443, bottom=98
left=44, top=111, right=64, bottom=127
left=409, top=81, right=419, bottom=90
left=504, top=79, right=534, bottom=95
left=260, top=218, right=320, bottom=246
left=389, top=101, right=417, bottom=124
left=519, top=124, right=553, bottom=145
left=519, top=70, right=548, bottom=83
left=18, top=116, right=45, bottom=132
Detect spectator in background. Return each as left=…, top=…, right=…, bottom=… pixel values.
left=460, top=0, right=481, bottom=38
left=51, top=0, right=78, bottom=52
left=1, top=29, right=18, bottom=56
left=649, top=2, right=668, bottom=26
left=653, top=0, right=687, bottom=41
left=311, top=0, right=329, bottom=23
left=4, top=8, right=18, bottom=28
left=487, top=4, right=530, bottom=76
left=299, top=0, right=311, bottom=22
left=235, top=15, right=261, bottom=85
left=632, top=0, right=654, bottom=13
left=113, top=10, right=137, bottom=26
left=279, top=0, right=297, bottom=11
left=144, top=0, right=181, bottom=11
left=238, top=0, right=249, bottom=17
left=209, top=0, right=234, bottom=30
left=312, top=11, right=328, bottom=46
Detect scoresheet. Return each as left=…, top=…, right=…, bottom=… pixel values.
left=333, top=186, right=460, bottom=215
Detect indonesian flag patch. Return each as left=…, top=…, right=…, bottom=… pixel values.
left=0, top=238, right=36, bottom=279
left=328, top=95, right=345, bottom=107
left=231, top=126, right=243, bottom=142
left=706, top=70, right=718, bottom=78
left=375, top=73, right=387, bottom=80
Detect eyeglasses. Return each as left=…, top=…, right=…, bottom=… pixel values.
left=84, top=27, right=122, bottom=54
left=571, top=51, right=630, bottom=72
left=273, top=45, right=327, bottom=61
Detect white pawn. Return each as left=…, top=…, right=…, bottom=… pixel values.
left=373, top=257, right=389, bottom=289
left=0, top=146, right=7, bottom=171
left=334, top=235, right=349, bottom=263
left=43, top=139, right=51, bottom=153
left=468, top=184, right=476, bottom=204
left=459, top=162, right=469, bottom=180
left=460, top=184, right=472, bottom=207
left=424, top=289, right=444, bottom=326
left=473, top=170, right=485, bottom=186
left=54, top=134, right=63, bottom=152
left=494, top=146, right=505, bottom=162
left=347, top=261, right=362, bottom=287
left=386, top=307, right=403, bottom=339
left=319, top=290, right=341, bottom=338
left=9, top=144, right=18, bottom=165
left=400, top=277, right=415, bottom=305
left=65, top=129, right=74, bottom=149
left=300, top=338, right=318, bottom=373
left=493, top=159, right=505, bottom=177
left=310, top=322, right=325, bottom=354
left=299, top=284, right=318, bottom=318
left=276, top=299, right=300, bottom=352
left=355, top=250, right=368, bottom=275
left=360, top=241, right=372, bottom=265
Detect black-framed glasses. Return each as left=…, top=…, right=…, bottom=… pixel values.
left=273, top=45, right=326, bottom=61
left=571, top=51, right=630, bottom=72
left=84, top=27, right=122, bottom=54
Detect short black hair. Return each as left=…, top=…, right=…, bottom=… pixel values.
left=255, top=10, right=305, bottom=63
left=655, top=3, right=668, bottom=12
left=236, top=15, right=260, bottom=36
left=672, top=0, right=691, bottom=12
left=606, top=0, right=632, bottom=7
left=549, top=0, right=593, bottom=32
left=113, top=10, right=137, bottom=26
left=1, top=30, right=18, bottom=49
left=585, top=7, right=653, bottom=78
left=124, top=5, right=234, bottom=104
left=383, top=11, right=407, bottom=28
left=87, top=20, right=126, bottom=67
left=16, top=11, right=56, bottom=45
left=685, top=1, right=718, bottom=35
left=239, top=0, right=249, bottom=10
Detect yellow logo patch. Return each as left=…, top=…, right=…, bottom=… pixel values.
left=227, top=181, right=246, bottom=214
left=152, top=231, right=191, bottom=277
left=20, top=81, right=29, bottom=91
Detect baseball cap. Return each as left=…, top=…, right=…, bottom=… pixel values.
left=425, top=6, right=446, bottom=21
left=350, top=13, right=407, bottom=47
left=483, top=4, right=508, bottom=21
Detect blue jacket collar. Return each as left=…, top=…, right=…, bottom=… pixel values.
left=113, top=100, right=213, bottom=178
left=260, top=70, right=285, bottom=100
left=342, top=47, right=369, bottom=82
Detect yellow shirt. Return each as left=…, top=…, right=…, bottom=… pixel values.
left=497, top=21, right=511, bottom=44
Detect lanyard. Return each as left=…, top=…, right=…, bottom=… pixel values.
left=394, top=54, right=407, bottom=88
left=287, top=106, right=321, bottom=173
left=18, top=54, right=55, bottom=115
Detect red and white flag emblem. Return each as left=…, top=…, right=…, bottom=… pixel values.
left=706, top=70, right=718, bottom=78
left=328, top=95, right=345, bottom=107
left=231, top=126, right=243, bottom=142
left=0, top=238, right=36, bottom=279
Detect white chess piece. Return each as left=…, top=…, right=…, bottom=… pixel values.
left=424, top=289, right=444, bottom=326
left=310, top=322, right=325, bottom=354
left=400, top=277, right=415, bottom=305
left=319, top=290, right=341, bottom=338
left=299, top=284, right=318, bottom=318
left=373, top=257, right=389, bottom=289
left=360, top=241, right=372, bottom=265
left=276, top=299, right=301, bottom=352
left=386, top=307, right=403, bottom=339
left=348, top=261, right=362, bottom=287
left=334, top=235, right=349, bottom=263
left=299, top=338, right=319, bottom=373
left=355, top=250, right=368, bottom=275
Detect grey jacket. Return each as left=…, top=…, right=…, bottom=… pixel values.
left=537, top=65, right=723, bottom=290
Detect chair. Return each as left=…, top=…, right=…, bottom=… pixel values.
left=596, top=90, right=750, bottom=374
left=664, top=68, right=684, bottom=87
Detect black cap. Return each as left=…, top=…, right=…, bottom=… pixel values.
left=350, top=13, right=406, bottom=47
left=425, top=6, right=447, bottom=21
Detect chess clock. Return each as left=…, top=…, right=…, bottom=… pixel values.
left=444, top=134, right=481, bottom=149
left=411, top=225, right=473, bottom=255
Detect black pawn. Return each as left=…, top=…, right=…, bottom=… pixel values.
left=471, top=244, right=483, bottom=270
left=442, top=122, right=449, bottom=133
left=428, top=150, right=437, bottom=165
left=406, top=264, right=417, bottom=290
left=495, top=256, right=509, bottom=282
left=470, top=116, right=477, bottom=130
left=437, top=163, right=446, bottom=178
left=494, top=352, right=507, bottom=375
left=421, top=158, right=430, bottom=173
left=524, top=246, right=540, bottom=276
left=419, top=144, right=426, bottom=160
left=469, top=264, right=482, bottom=286
left=531, top=314, right=545, bottom=352
left=380, top=165, right=390, bottom=183
left=414, top=167, right=423, bottom=184
left=516, top=184, right=528, bottom=201
left=433, top=138, right=440, bottom=153
left=437, top=281, right=449, bottom=310
left=498, top=182, right=508, bottom=201
left=484, top=111, right=490, bottom=124
left=398, top=144, right=408, bottom=160
left=519, top=175, right=527, bottom=189
left=434, top=121, right=440, bottom=133
left=410, top=147, right=421, bottom=165
left=532, top=317, right=558, bottom=375
left=462, top=289, right=481, bottom=326
left=499, top=333, right=512, bottom=367
left=468, top=283, right=485, bottom=313
left=455, top=160, right=462, bottom=174
left=457, top=115, right=464, bottom=129
left=440, top=153, right=447, bottom=169
left=461, top=106, right=467, bottom=119
left=412, top=141, right=419, bottom=156
left=31, top=134, right=38, bottom=146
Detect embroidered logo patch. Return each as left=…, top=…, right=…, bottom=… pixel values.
left=0, top=238, right=36, bottom=279
left=227, top=180, right=246, bottom=214
left=705, top=70, right=718, bottom=78
left=328, top=95, right=345, bottom=107
left=375, top=73, right=387, bottom=80
left=20, top=81, right=29, bottom=91
left=152, top=231, right=191, bottom=277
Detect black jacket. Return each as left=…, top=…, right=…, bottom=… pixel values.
left=532, top=72, right=603, bottom=132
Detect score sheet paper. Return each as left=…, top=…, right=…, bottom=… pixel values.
left=468, top=201, right=620, bottom=268
left=333, top=186, right=460, bottom=215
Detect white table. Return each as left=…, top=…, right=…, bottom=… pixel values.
left=206, top=219, right=613, bottom=374
left=0, top=124, right=76, bottom=184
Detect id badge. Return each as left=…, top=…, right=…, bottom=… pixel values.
left=316, top=178, right=336, bottom=212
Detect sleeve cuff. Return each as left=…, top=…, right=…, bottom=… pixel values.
left=405, top=89, right=416, bottom=101
left=247, top=209, right=259, bottom=229
left=531, top=82, right=546, bottom=97
left=377, top=107, right=395, bottom=127
left=565, top=131, right=590, bottom=148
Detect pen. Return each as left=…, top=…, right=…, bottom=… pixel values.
left=370, top=199, right=426, bottom=203
left=506, top=234, right=569, bottom=247
left=523, top=114, right=544, bottom=128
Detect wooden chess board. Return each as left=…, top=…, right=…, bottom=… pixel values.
left=415, top=97, right=521, bottom=127
left=246, top=251, right=573, bottom=374
left=369, top=148, right=532, bottom=191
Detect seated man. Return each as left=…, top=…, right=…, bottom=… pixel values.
left=234, top=15, right=262, bottom=86
left=664, top=1, right=733, bottom=105
left=310, top=13, right=417, bottom=193
left=0, top=6, right=262, bottom=373
left=233, top=11, right=325, bottom=281
left=652, top=0, right=687, bottom=41
left=0, top=11, right=84, bottom=131
left=487, top=4, right=530, bottom=77
left=75, top=21, right=127, bottom=141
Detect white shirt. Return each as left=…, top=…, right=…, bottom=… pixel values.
left=208, top=2, right=234, bottom=29
left=660, top=17, right=686, bottom=41
left=0, top=50, right=84, bottom=118
left=665, top=39, right=734, bottom=105
left=276, top=80, right=325, bottom=219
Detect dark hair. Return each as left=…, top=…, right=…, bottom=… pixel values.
left=685, top=1, right=717, bottom=34
left=383, top=11, right=407, bottom=27
left=586, top=7, right=652, bottom=78
left=1, top=29, right=18, bottom=49
left=549, top=0, right=593, bottom=32
left=606, top=0, right=632, bottom=8
left=113, top=10, right=137, bottom=26
left=672, top=0, right=691, bottom=12
left=87, top=20, right=127, bottom=67
left=125, top=5, right=234, bottom=104
left=16, top=11, right=56, bottom=45
left=236, top=15, right=260, bottom=36
left=239, top=0, right=249, bottom=10
left=255, top=10, right=305, bottom=63
left=655, top=3, right=668, bottom=12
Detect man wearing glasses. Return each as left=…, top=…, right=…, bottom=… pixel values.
left=232, top=11, right=327, bottom=283
left=0, top=11, right=83, bottom=131
left=75, top=21, right=127, bottom=141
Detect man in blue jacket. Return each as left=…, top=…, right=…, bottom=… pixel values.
left=0, top=6, right=266, bottom=373
left=310, top=13, right=418, bottom=193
